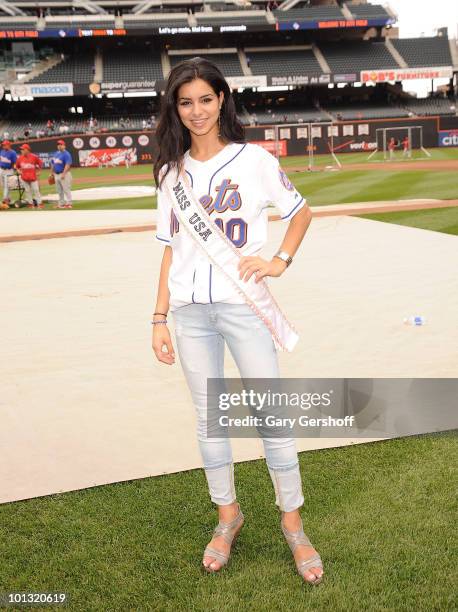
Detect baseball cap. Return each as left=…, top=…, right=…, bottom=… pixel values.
left=57, top=139, right=66, bottom=145
left=1, top=140, right=11, bottom=146
left=20, top=143, right=31, bottom=150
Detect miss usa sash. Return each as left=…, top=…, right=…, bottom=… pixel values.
left=161, top=165, right=299, bottom=352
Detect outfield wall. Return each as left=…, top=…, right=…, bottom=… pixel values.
left=245, top=116, right=458, bottom=156
left=9, top=115, right=458, bottom=168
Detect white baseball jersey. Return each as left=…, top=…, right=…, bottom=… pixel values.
left=155, top=142, right=306, bottom=311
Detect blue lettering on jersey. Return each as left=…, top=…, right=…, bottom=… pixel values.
left=201, top=178, right=242, bottom=215
left=171, top=178, right=248, bottom=247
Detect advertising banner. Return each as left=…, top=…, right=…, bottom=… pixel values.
left=0, top=28, right=127, bottom=39
left=226, top=75, right=267, bottom=89
left=100, top=80, right=165, bottom=93
left=276, top=17, right=395, bottom=31
left=267, top=74, right=331, bottom=86
left=10, top=82, right=74, bottom=98
left=361, top=67, right=453, bottom=83
left=2, top=132, right=154, bottom=168
left=155, top=23, right=273, bottom=35
left=438, top=129, right=458, bottom=147
left=332, top=73, right=358, bottom=83
left=78, top=148, right=137, bottom=168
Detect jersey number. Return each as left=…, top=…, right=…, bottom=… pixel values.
left=214, top=217, right=247, bottom=248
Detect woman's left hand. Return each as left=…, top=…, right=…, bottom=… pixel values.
left=238, top=255, right=287, bottom=284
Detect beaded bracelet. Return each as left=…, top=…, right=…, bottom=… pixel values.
left=151, top=320, right=168, bottom=325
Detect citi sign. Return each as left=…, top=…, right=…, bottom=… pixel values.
left=438, top=130, right=458, bottom=147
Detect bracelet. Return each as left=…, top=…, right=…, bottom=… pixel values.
left=153, top=312, right=168, bottom=317
left=151, top=320, right=168, bottom=325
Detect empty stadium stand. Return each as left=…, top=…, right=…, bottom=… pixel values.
left=391, top=37, right=453, bottom=68
left=102, top=50, right=163, bottom=82
left=403, top=97, right=457, bottom=116
left=243, top=107, right=330, bottom=125
left=320, top=41, right=399, bottom=72
left=44, top=20, right=116, bottom=29
left=346, top=3, right=390, bottom=19
left=273, top=5, right=344, bottom=22
left=123, top=15, right=189, bottom=28
left=124, top=19, right=189, bottom=29
left=195, top=12, right=268, bottom=26
left=247, top=48, right=323, bottom=76
left=0, top=20, right=37, bottom=30
left=28, top=53, right=95, bottom=84
left=169, top=53, right=242, bottom=77
left=327, top=104, right=409, bottom=120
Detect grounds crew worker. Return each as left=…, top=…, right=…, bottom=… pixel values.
left=50, top=139, right=73, bottom=209
left=16, top=143, right=43, bottom=208
left=0, top=140, right=18, bottom=208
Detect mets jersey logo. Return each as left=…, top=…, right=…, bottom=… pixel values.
left=170, top=178, right=247, bottom=247
left=278, top=166, right=294, bottom=191
left=200, top=178, right=242, bottom=215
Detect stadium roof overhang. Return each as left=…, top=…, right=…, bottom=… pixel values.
left=4, top=0, right=107, bottom=12
left=0, top=0, right=26, bottom=16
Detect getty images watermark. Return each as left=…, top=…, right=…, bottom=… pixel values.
left=217, top=388, right=354, bottom=429
left=206, top=378, right=458, bottom=439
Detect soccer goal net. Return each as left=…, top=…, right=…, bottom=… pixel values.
left=272, top=122, right=341, bottom=171
left=367, top=126, right=431, bottom=162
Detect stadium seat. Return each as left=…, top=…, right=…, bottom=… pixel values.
left=102, top=50, right=164, bottom=81
left=169, top=53, right=243, bottom=77
left=247, top=49, right=323, bottom=76
left=346, top=3, right=390, bottom=19
left=319, top=41, right=398, bottom=72
left=273, top=6, right=344, bottom=22
left=28, top=52, right=95, bottom=84
left=391, top=37, right=453, bottom=68
left=0, top=20, right=37, bottom=31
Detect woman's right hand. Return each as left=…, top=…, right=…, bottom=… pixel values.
left=152, top=324, right=176, bottom=365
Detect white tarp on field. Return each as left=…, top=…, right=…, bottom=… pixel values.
left=1, top=214, right=457, bottom=503
left=46, top=185, right=156, bottom=201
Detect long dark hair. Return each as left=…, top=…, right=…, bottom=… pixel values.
left=153, top=56, right=245, bottom=189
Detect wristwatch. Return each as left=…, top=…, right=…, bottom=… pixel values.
left=274, top=250, right=293, bottom=267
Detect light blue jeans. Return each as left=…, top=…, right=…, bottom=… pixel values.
left=172, top=302, right=305, bottom=512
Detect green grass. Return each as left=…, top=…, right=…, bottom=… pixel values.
left=0, top=431, right=455, bottom=611
left=8, top=147, right=458, bottom=210
left=295, top=170, right=458, bottom=206
left=280, top=146, right=458, bottom=167
left=355, top=206, right=458, bottom=236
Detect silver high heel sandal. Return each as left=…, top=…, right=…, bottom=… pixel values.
left=203, top=505, right=245, bottom=573
left=281, top=515, right=324, bottom=585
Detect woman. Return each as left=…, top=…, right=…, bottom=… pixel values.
left=152, top=57, right=323, bottom=585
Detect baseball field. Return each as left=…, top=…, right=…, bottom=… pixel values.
left=5, top=147, right=457, bottom=236
left=1, top=147, right=457, bottom=611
